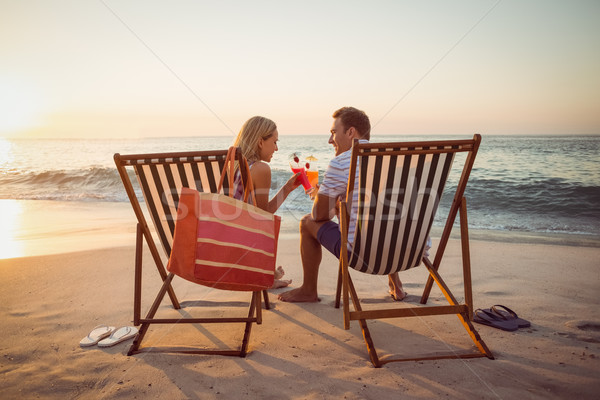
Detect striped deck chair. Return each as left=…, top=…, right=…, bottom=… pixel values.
left=114, top=148, right=269, bottom=357
left=335, top=135, right=494, bottom=367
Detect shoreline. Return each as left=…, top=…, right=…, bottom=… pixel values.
left=434, top=226, right=600, bottom=248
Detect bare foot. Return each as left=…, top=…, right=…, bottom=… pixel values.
left=277, top=287, right=320, bottom=302
left=388, top=287, right=407, bottom=301
left=271, top=279, right=292, bottom=289
left=274, top=266, right=285, bottom=280
left=388, top=275, right=407, bottom=301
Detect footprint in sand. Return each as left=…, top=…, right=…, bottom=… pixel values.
left=564, top=320, right=600, bottom=343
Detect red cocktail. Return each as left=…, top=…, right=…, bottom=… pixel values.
left=291, top=166, right=312, bottom=191
left=290, top=154, right=313, bottom=191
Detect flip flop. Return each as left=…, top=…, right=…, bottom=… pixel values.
left=79, top=325, right=115, bottom=347
left=491, top=304, right=531, bottom=328
left=473, top=308, right=519, bottom=331
left=97, top=326, right=138, bottom=348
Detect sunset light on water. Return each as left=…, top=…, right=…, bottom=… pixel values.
left=0, top=200, right=24, bottom=259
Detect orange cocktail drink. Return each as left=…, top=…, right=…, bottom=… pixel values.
left=306, top=170, right=318, bottom=188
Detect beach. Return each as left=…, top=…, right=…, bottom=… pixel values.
left=1, top=200, right=599, bottom=399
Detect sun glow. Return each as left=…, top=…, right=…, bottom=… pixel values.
left=0, top=80, right=44, bottom=137
left=0, top=200, right=25, bottom=259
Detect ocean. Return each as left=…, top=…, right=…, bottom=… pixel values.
left=1, top=135, right=599, bottom=237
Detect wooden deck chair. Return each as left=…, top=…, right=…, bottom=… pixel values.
left=335, top=134, right=494, bottom=367
left=114, top=148, right=270, bottom=357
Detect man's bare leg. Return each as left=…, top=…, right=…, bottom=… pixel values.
left=278, top=215, right=325, bottom=302
left=388, top=272, right=406, bottom=301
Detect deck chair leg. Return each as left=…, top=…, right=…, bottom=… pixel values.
left=128, top=322, right=148, bottom=356
left=255, top=291, right=262, bottom=325
left=133, top=224, right=143, bottom=326
left=457, top=312, right=494, bottom=359
left=459, top=198, right=474, bottom=320
left=128, top=272, right=176, bottom=355
left=456, top=199, right=492, bottom=358
left=262, top=290, right=270, bottom=310
left=420, top=269, right=436, bottom=305
left=422, top=258, right=494, bottom=360
left=347, top=275, right=381, bottom=368
left=239, top=292, right=259, bottom=357
left=136, top=223, right=181, bottom=310
left=335, top=259, right=343, bottom=309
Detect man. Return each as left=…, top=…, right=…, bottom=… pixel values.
left=278, top=106, right=405, bottom=302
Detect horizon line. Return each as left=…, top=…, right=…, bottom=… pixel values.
left=2, top=132, right=599, bottom=140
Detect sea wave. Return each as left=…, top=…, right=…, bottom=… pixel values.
left=461, top=177, right=600, bottom=218
left=0, top=167, right=134, bottom=202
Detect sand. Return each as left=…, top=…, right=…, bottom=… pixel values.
left=1, top=231, right=600, bottom=400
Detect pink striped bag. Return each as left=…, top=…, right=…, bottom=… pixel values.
left=167, top=148, right=280, bottom=291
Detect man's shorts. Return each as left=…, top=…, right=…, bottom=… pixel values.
left=317, top=220, right=345, bottom=259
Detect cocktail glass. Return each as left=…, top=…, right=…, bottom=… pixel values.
left=306, top=169, right=318, bottom=188
left=291, top=166, right=312, bottom=191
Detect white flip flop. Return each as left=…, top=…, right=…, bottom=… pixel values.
left=79, top=325, right=115, bottom=347
left=97, top=326, right=138, bottom=348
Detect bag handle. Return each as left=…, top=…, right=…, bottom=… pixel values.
left=217, top=147, right=235, bottom=195
left=239, top=151, right=257, bottom=205
left=218, top=147, right=257, bottom=205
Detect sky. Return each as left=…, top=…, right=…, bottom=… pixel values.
left=1, top=0, right=599, bottom=139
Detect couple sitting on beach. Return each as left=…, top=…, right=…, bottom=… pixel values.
left=232, top=106, right=407, bottom=301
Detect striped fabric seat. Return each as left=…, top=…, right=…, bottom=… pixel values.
left=349, top=144, right=455, bottom=274
left=336, top=135, right=494, bottom=367
left=123, top=152, right=231, bottom=256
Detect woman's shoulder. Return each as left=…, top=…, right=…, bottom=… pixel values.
left=249, top=161, right=271, bottom=184
left=250, top=160, right=271, bottom=173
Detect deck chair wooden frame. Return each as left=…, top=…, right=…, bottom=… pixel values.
left=114, top=148, right=270, bottom=357
left=334, top=134, right=493, bottom=367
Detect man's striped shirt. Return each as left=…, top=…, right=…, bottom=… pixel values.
left=319, top=139, right=369, bottom=247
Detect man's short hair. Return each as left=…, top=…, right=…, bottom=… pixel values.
left=332, top=107, right=371, bottom=140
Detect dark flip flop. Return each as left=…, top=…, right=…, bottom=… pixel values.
left=473, top=308, right=519, bottom=331
left=491, top=305, right=531, bottom=328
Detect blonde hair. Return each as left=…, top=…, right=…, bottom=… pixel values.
left=233, top=116, right=277, bottom=162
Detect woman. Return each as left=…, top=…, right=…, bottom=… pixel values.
left=232, top=116, right=301, bottom=288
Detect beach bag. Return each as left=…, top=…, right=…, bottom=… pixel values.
left=167, top=147, right=280, bottom=291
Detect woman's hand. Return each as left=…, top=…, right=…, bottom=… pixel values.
left=285, top=172, right=302, bottom=194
